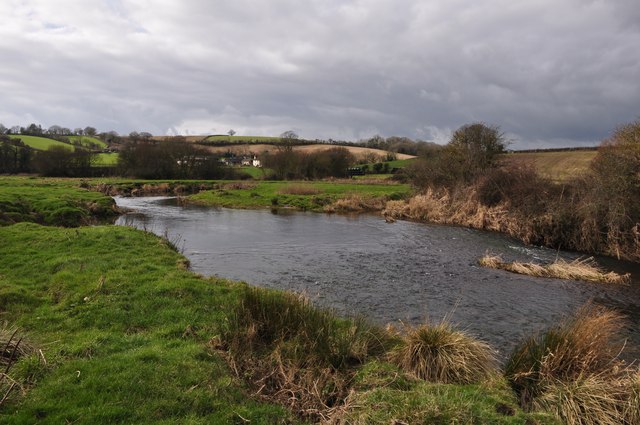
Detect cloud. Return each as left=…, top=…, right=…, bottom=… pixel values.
left=0, top=0, right=638, bottom=148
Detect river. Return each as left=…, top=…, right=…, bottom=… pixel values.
left=115, top=196, right=640, bottom=359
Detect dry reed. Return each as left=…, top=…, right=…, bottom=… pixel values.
left=390, top=322, right=497, bottom=384
left=479, top=254, right=630, bottom=284
left=324, top=195, right=387, bottom=213
left=505, top=303, right=635, bottom=424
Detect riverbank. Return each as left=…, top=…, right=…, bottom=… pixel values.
left=0, top=177, right=563, bottom=423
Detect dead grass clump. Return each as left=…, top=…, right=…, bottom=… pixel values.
left=1, top=324, right=33, bottom=368
left=390, top=322, right=498, bottom=384
left=532, top=374, right=628, bottom=425
left=222, top=182, right=257, bottom=191
left=505, top=304, right=636, bottom=424
left=276, top=184, right=321, bottom=196
left=323, top=195, right=387, bottom=213
left=218, top=286, right=392, bottom=422
left=1, top=324, right=36, bottom=407
left=479, top=254, right=630, bottom=284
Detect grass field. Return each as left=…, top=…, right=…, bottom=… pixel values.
left=503, top=150, right=597, bottom=182
left=94, top=153, right=119, bottom=166
left=9, top=135, right=75, bottom=151
left=0, top=177, right=117, bottom=226
left=67, top=135, right=108, bottom=149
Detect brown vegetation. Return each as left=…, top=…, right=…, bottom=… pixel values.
left=479, top=254, right=631, bottom=284
left=505, top=304, right=639, bottom=425
left=323, top=194, right=389, bottom=213
left=389, top=322, right=497, bottom=384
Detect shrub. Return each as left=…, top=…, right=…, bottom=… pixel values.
left=390, top=322, right=497, bottom=384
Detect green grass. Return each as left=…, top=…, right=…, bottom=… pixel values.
left=187, top=180, right=412, bottom=211
left=0, top=223, right=294, bottom=424
left=8, top=135, right=75, bottom=151
left=67, top=135, right=108, bottom=149
left=0, top=177, right=117, bottom=226
left=94, top=153, right=119, bottom=166
left=237, top=166, right=266, bottom=179
left=343, top=362, right=560, bottom=424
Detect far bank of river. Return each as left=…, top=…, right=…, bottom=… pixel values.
left=115, top=196, right=640, bottom=360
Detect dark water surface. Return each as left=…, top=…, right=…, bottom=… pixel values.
left=115, top=196, right=640, bottom=359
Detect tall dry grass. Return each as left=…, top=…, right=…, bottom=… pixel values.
left=1, top=323, right=34, bottom=407
left=479, top=254, right=630, bottom=284
left=324, top=194, right=387, bottom=213
left=505, top=304, right=640, bottom=424
left=389, top=322, right=498, bottom=384
left=218, top=286, right=392, bottom=422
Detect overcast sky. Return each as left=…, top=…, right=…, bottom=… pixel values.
left=1, top=0, right=638, bottom=148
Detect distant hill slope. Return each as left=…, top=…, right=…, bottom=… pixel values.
left=9, top=135, right=75, bottom=151
left=202, top=143, right=416, bottom=161
left=504, top=149, right=597, bottom=181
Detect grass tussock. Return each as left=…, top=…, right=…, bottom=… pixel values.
left=276, top=183, right=322, bottom=195
left=389, top=322, right=498, bottom=384
left=479, top=254, right=630, bottom=284
left=505, top=304, right=640, bottom=424
left=219, top=286, right=391, bottom=422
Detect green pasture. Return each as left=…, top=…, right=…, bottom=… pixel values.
left=67, top=135, right=108, bottom=149
left=9, top=135, right=75, bottom=151
left=94, top=153, right=119, bottom=166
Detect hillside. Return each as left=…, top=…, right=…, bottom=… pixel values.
left=9, top=135, right=75, bottom=151
left=203, top=143, right=416, bottom=161
left=504, top=149, right=597, bottom=181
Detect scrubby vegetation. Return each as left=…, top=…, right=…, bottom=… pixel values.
left=390, top=119, right=640, bottom=262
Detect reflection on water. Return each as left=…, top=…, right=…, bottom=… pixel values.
left=115, top=196, right=640, bottom=360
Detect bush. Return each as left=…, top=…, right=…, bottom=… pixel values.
left=390, top=322, right=497, bottom=384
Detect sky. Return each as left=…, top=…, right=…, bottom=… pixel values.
left=0, top=0, right=638, bottom=149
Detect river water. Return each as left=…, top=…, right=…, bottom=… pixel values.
left=115, top=196, right=640, bottom=359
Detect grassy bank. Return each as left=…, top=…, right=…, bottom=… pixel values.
left=0, top=177, right=118, bottom=226
left=187, top=180, right=412, bottom=212
left=0, top=223, right=560, bottom=424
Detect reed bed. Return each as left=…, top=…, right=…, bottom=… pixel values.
left=479, top=254, right=630, bottom=284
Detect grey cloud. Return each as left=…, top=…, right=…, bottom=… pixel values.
left=0, top=0, right=638, bottom=148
